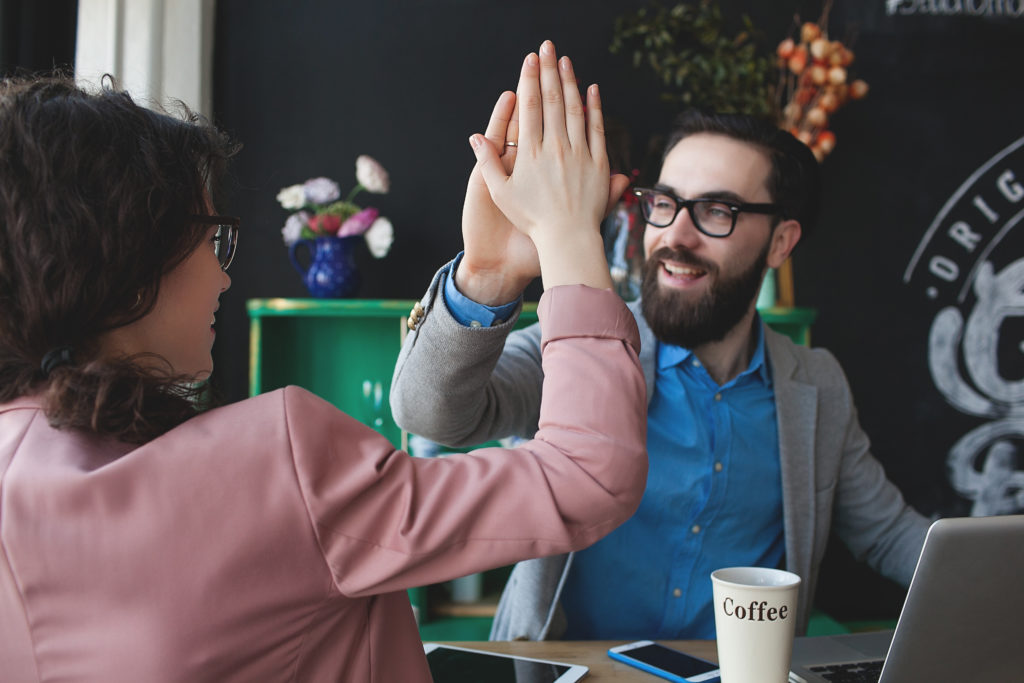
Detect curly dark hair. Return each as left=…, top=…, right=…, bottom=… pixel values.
left=0, top=75, right=239, bottom=443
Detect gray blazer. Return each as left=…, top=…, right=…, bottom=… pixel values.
left=390, top=262, right=930, bottom=639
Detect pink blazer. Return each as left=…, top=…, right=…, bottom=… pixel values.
left=0, top=285, right=647, bottom=682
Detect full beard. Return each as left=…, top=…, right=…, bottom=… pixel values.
left=640, top=242, right=770, bottom=349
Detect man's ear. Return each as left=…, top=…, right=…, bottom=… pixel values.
left=767, top=219, right=801, bottom=269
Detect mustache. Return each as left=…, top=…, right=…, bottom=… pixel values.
left=645, top=246, right=717, bottom=274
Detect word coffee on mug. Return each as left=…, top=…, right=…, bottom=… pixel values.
left=711, top=567, right=801, bottom=683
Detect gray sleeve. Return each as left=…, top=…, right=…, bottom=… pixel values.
left=821, top=354, right=932, bottom=586
left=389, top=263, right=545, bottom=447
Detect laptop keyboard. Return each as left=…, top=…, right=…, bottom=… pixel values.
left=808, top=660, right=884, bottom=682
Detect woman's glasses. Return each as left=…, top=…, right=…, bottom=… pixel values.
left=190, top=214, right=240, bottom=271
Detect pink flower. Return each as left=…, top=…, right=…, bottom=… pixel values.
left=337, top=206, right=379, bottom=237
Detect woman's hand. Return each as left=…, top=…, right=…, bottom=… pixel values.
left=468, top=41, right=630, bottom=291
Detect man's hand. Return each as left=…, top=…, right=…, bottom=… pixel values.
left=458, top=91, right=539, bottom=305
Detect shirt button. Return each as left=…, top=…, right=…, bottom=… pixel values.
left=691, top=524, right=701, bottom=534
left=469, top=320, right=483, bottom=328
left=714, top=393, right=722, bottom=401
left=714, top=462, right=723, bottom=472
left=673, top=588, right=683, bottom=598
left=691, top=359, right=700, bottom=367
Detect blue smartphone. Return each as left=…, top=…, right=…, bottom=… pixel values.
left=608, top=640, right=721, bottom=682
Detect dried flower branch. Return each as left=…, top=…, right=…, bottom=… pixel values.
left=775, top=1, right=868, bottom=162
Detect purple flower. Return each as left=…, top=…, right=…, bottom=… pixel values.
left=303, top=177, right=341, bottom=205
left=337, top=206, right=380, bottom=237
left=281, top=211, right=310, bottom=245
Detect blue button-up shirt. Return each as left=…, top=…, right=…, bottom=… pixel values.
left=560, top=332, right=784, bottom=639
left=443, top=258, right=785, bottom=639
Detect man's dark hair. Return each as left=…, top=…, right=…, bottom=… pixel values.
left=661, top=109, right=821, bottom=239
left=0, top=75, right=238, bottom=443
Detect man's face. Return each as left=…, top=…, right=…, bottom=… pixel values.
left=641, top=133, right=788, bottom=349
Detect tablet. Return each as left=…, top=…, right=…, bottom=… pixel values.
left=423, top=643, right=589, bottom=683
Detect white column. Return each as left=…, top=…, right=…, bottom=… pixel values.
left=74, top=0, right=215, bottom=116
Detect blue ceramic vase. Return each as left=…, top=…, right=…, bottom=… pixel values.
left=289, top=235, right=361, bottom=298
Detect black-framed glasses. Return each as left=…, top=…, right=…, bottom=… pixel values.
left=633, top=187, right=781, bottom=238
left=190, top=214, right=240, bottom=271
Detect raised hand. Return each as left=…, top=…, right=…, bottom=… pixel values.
left=457, top=91, right=539, bottom=305
left=468, top=40, right=630, bottom=291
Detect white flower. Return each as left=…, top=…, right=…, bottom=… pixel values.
left=281, top=211, right=309, bottom=245
left=364, top=216, right=394, bottom=258
left=303, top=177, right=341, bottom=204
left=356, top=155, right=390, bottom=194
left=276, top=184, right=306, bottom=210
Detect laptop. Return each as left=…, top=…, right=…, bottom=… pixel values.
left=789, top=514, right=1024, bottom=683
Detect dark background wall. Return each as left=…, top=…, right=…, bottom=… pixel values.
left=8, top=0, right=1024, bottom=623
left=209, top=0, right=1024, bottom=622
left=0, top=0, right=76, bottom=75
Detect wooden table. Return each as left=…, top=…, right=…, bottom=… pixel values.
left=433, top=641, right=718, bottom=680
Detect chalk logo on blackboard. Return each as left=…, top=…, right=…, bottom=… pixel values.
left=887, top=0, right=1024, bottom=17
left=904, top=135, right=1024, bottom=515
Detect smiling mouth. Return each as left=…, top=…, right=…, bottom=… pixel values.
left=662, top=261, right=708, bottom=282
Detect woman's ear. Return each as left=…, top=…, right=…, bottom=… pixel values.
left=767, top=219, right=802, bottom=269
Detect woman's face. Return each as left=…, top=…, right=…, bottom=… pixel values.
left=99, top=225, right=231, bottom=380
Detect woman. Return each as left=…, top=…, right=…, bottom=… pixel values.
left=0, top=43, right=646, bottom=682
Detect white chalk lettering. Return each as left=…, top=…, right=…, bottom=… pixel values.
left=930, top=256, right=960, bottom=282
left=948, top=221, right=982, bottom=252
left=997, top=170, right=1024, bottom=202
left=970, top=196, right=995, bottom=223
left=973, top=195, right=1000, bottom=223
left=886, top=0, right=1024, bottom=14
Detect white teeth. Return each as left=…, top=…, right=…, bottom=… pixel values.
left=664, top=263, right=703, bottom=276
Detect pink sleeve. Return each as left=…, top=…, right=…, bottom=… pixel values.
left=286, top=285, right=647, bottom=597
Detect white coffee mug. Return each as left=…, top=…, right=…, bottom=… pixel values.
left=711, top=567, right=801, bottom=683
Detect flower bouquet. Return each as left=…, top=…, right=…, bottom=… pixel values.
left=277, top=154, right=394, bottom=258
left=277, top=155, right=394, bottom=298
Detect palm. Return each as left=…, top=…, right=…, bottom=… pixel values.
left=461, top=156, right=539, bottom=288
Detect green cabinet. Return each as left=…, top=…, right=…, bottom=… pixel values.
left=247, top=298, right=538, bottom=639
left=246, top=298, right=815, bottom=638
left=760, top=306, right=818, bottom=346
left=247, top=298, right=420, bottom=449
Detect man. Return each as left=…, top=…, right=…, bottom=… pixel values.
left=390, top=108, right=930, bottom=640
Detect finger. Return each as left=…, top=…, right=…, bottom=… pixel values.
left=516, top=52, right=541, bottom=147
left=483, top=90, right=516, bottom=153
left=538, top=39, right=567, bottom=144
left=501, top=98, right=520, bottom=171
left=605, top=173, right=632, bottom=219
left=468, top=133, right=509, bottom=198
left=585, top=83, right=610, bottom=162
left=506, top=98, right=519, bottom=145
left=560, top=55, right=587, bottom=151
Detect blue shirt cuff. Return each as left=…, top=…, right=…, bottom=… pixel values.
left=443, top=252, right=520, bottom=327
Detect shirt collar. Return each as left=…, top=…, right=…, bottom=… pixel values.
left=657, top=315, right=772, bottom=387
